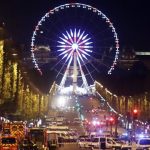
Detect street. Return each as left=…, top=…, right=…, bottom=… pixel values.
left=57, top=143, right=80, bottom=150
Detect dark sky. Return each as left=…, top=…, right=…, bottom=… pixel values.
left=0, top=0, right=150, bottom=51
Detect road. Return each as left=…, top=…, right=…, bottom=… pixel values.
left=57, top=143, right=82, bottom=150
left=48, top=94, right=126, bottom=138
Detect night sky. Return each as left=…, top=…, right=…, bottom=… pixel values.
left=0, top=0, right=150, bottom=95
left=0, top=0, right=149, bottom=51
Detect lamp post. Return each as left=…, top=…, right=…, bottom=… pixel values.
left=114, top=114, right=118, bottom=137
left=109, top=117, right=114, bottom=136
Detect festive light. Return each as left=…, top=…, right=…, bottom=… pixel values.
left=31, top=3, right=119, bottom=75
left=57, top=29, right=92, bottom=63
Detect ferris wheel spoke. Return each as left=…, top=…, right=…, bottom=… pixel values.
left=78, top=37, right=91, bottom=46
left=82, top=34, right=88, bottom=41
left=70, top=29, right=73, bottom=37
left=84, top=70, right=95, bottom=76
left=56, top=58, right=72, bottom=78
left=81, top=54, right=88, bottom=60
left=58, top=47, right=72, bottom=56
left=50, top=57, right=64, bottom=71
left=83, top=62, right=94, bottom=82
left=66, top=50, right=74, bottom=62
left=66, top=31, right=74, bottom=43
left=57, top=48, right=65, bottom=52
left=62, top=33, right=69, bottom=40
left=55, top=59, right=68, bottom=78
left=89, top=62, right=100, bottom=73
left=77, top=31, right=85, bottom=43
left=59, top=36, right=72, bottom=45
left=84, top=42, right=93, bottom=45
left=31, top=2, right=119, bottom=79
left=77, top=56, right=89, bottom=89
left=79, top=45, right=93, bottom=48
left=74, top=28, right=77, bottom=43
left=76, top=49, right=84, bottom=62
left=77, top=29, right=81, bottom=37
left=59, top=57, right=73, bottom=87
left=78, top=48, right=91, bottom=57
left=84, top=49, right=92, bottom=53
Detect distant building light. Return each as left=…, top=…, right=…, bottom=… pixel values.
left=135, top=52, right=150, bottom=56
left=12, top=53, right=18, bottom=56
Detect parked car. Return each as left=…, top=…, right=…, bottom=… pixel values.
left=73, top=118, right=81, bottom=124
left=113, top=138, right=131, bottom=150
left=136, top=138, right=150, bottom=150
left=89, top=137, right=122, bottom=150
left=78, top=138, right=91, bottom=148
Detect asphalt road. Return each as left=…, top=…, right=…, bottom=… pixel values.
left=57, top=143, right=82, bottom=150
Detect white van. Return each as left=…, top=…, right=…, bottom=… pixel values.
left=78, top=138, right=91, bottom=148
left=90, top=137, right=122, bottom=149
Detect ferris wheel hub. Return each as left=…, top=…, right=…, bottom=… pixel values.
left=72, top=43, right=78, bottom=50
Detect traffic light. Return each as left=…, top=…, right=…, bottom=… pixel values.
left=133, top=109, right=138, bottom=119
left=109, top=117, right=114, bottom=124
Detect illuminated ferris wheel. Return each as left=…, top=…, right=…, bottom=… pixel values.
left=31, top=3, right=119, bottom=94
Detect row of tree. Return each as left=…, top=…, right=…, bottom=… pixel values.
left=95, top=81, right=150, bottom=121
left=0, top=28, right=49, bottom=120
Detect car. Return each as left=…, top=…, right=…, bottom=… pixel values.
left=89, top=137, right=122, bottom=150
left=57, top=121, right=64, bottom=126
left=113, top=138, right=132, bottom=150
left=136, top=138, right=150, bottom=150
left=19, top=139, right=38, bottom=150
left=73, top=118, right=81, bottom=124
left=78, top=137, right=91, bottom=148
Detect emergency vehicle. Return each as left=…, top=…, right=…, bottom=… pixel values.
left=0, top=135, right=18, bottom=150
left=28, top=126, right=70, bottom=149
left=2, top=121, right=26, bottom=142
left=28, top=127, right=46, bottom=149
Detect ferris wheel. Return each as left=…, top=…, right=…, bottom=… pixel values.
left=31, top=3, right=119, bottom=94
